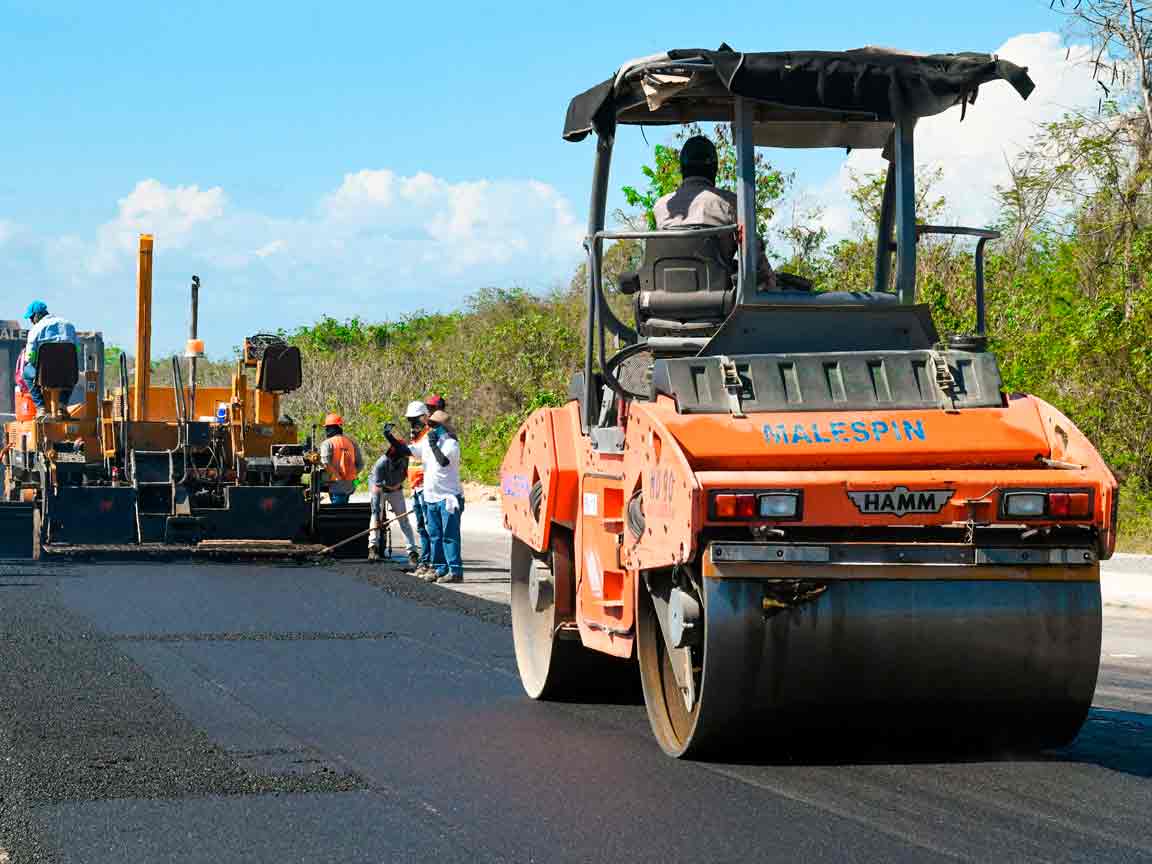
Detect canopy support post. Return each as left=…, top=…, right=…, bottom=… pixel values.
left=893, top=116, right=917, bottom=304
left=873, top=161, right=896, bottom=294
left=583, top=130, right=613, bottom=433
left=733, top=96, right=757, bottom=304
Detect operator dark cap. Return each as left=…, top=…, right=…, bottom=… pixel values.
left=680, top=135, right=718, bottom=175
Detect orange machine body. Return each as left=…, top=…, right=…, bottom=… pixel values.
left=501, top=394, right=1117, bottom=660
left=2, top=369, right=104, bottom=500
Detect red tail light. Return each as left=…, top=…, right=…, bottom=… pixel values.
left=715, top=493, right=758, bottom=518
left=714, top=494, right=737, bottom=518
left=1002, top=489, right=1093, bottom=520
left=1052, top=492, right=1091, bottom=518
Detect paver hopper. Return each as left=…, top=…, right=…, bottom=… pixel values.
left=501, top=46, right=1116, bottom=757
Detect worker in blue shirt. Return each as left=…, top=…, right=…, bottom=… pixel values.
left=21, top=300, right=77, bottom=414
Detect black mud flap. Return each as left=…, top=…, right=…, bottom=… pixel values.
left=199, top=486, right=310, bottom=541
left=314, top=503, right=372, bottom=558
left=164, top=516, right=204, bottom=545
left=0, top=502, right=35, bottom=559
left=47, top=487, right=138, bottom=546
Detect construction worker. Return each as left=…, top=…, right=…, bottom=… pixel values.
left=653, top=136, right=776, bottom=290
left=367, top=437, right=419, bottom=564
left=402, top=401, right=435, bottom=577
left=386, top=409, right=463, bottom=583
left=318, top=413, right=363, bottom=505
left=21, top=300, right=77, bottom=414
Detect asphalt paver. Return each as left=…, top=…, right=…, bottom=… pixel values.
left=0, top=553, right=1149, bottom=862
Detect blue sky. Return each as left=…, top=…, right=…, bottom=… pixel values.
left=0, top=0, right=1093, bottom=354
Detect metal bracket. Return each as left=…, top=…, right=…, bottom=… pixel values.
left=717, top=356, right=747, bottom=418
left=930, top=350, right=958, bottom=410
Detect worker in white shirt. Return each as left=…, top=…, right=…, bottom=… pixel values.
left=385, top=409, right=463, bottom=583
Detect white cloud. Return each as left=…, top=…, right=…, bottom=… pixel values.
left=41, top=169, right=584, bottom=352
left=89, top=179, right=226, bottom=274
left=809, top=32, right=1105, bottom=239
left=323, top=169, right=397, bottom=217
left=253, top=239, right=285, bottom=258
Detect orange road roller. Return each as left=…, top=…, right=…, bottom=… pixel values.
left=500, top=46, right=1116, bottom=757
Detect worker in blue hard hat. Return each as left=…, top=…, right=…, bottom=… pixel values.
left=21, top=300, right=77, bottom=415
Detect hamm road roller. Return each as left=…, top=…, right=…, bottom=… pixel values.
left=500, top=46, right=1118, bottom=757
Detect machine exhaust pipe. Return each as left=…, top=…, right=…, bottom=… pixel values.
left=187, top=275, right=200, bottom=416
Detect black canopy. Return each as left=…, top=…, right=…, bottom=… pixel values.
left=563, top=46, right=1035, bottom=147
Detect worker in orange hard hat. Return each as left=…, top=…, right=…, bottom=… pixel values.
left=318, top=413, right=363, bottom=506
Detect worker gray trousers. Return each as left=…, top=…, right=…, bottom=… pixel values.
left=370, top=488, right=418, bottom=553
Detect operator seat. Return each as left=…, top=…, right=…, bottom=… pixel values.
left=257, top=344, right=303, bottom=393
left=33, top=341, right=80, bottom=417
left=619, top=228, right=736, bottom=338
left=34, top=341, right=79, bottom=392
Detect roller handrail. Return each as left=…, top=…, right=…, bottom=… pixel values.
left=916, top=225, right=1001, bottom=338
left=916, top=225, right=1000, bottom=240
left=587, top=223, right=740, bottom=403
left=583, top=234, right=637, bottom=347
left=590, top=224, right=738, bottom=242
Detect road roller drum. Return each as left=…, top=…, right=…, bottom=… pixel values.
left=637, top=561, right=1102, bottom=757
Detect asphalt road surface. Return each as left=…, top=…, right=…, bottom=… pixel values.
left=0, top=519, right=1149, bottom=862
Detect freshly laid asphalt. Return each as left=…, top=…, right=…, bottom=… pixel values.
left=0, top=507, right=1149, bottom=862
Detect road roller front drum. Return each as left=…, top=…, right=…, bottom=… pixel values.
left=637, top=556, right=1103, bottom=759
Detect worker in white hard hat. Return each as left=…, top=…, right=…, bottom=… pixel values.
left=390, top=409, right=464, bottom=583
left=401, top=400, right=435, bottom=578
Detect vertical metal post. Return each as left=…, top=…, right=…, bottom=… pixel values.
left=733, top=97, right=758, bottom=304
left=133, top=234, right=153, bottom=421
left=584, top=131, right=613, bottom=432
left=188, top=275, right=199, bottom=419
left=893, top=117, right=917, bottom=304
left=872, top=161, right=896, bottom=294
left=974, top=237, right=989, bottom=336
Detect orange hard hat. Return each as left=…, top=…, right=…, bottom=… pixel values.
left=323, top=413, right=344, bottom=427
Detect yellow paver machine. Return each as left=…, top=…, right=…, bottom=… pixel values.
left=0, top=235, right=366, bottom=559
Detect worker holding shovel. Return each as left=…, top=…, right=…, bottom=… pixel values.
left=368, top=438, right=420, bottom=564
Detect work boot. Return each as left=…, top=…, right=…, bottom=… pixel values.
left=368, top=547, right=380, bottom=563
left=436, top=573, right=463, bottom=584
left=407, top=549, right=420, bottom=566
left=420, top=568, right=440, bottom=583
